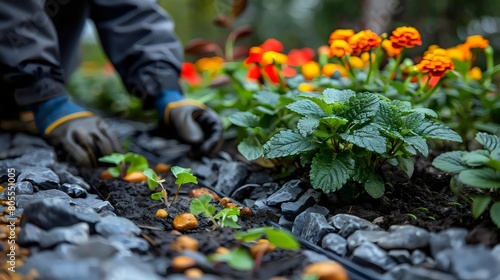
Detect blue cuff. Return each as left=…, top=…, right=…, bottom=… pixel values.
left=155, top=89, right=185, bottom=119
left=33, top=95, right=87, bottom=134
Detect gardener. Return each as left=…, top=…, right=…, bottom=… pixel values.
left=0, top=0, right=223, bottom=167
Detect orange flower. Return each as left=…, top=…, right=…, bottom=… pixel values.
left=389, top=26, right=422, bottom=49
left=349, top=56, right=365, bottom=69
left=245, top=38, right=284, bottom=65
left=328, top=29, right=355, bottom=44
left=261, top=51, right=288, bottom=66
left=298, top=83, right=316, bottom=92
left=181, top=62, right=202, bottom=86
left=322, top=63, right=347, bottom=77
left=416, top=48, right=455, bottom=78
left=424, top=44, right=440, bottom=56
left=348, top=30, right=382, bottom=56
left=468, top=66, right=482, bottom=80
left=465, top=35, right=489, bottom=49
left=302, top=61, right=321, bottom=80
left=195, top=56, right=225, bottom=76
left=287, top=48, right=315, bottom=67
left=329, top=40, right=353, bottom=58
left=446, top=44, right=472, bottom=62
left=382, top=40, right=402, bottom=57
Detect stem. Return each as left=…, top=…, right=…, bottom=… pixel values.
left=171, top=184, right=182, bottom=205
left=365, top=51, right=374, bottom=85
left=417, top=78, right=441, bottom=103
left=383, top=48, right=405, bottom=91
left=484, top=45, right=494, bottom=87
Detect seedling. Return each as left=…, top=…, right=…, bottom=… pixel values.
left=190, top=194, right=240, bottom=229
left=143, top=168, right=168, bottom=207
left=99, top=152, right=149, bottom=178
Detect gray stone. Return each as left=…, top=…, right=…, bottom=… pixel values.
left=292, top=205, right=329, bottom=235
left=60, top=237, right=122, bottom=260
left=102, top=255, right=163, bottom=280
left=110, top=235, right=149, bottom=253
left=281, top=189, right=322, bottom=220
left=347, top=230, right=388, bottom=251
left=15, top=181, right=34, bottom=195
left=255, top=182, right=280, bottom=198
left=278, top=215, right=294, bottom=230
left=429, top=227, right=468, bottom=257
left=17, top=166, right=59, bottom=190
left=73, top=195, right=115, bottom=213
left=54, top=169, right=91, bottom=190
left=18, top=223, right=46, bottom=246
left=266, top=179, right=304, bottom=206
left=16, top=189, right=74, bottom=209
left=11, top=133, right=50, bottom=148
left=329, top=214, right=382, bottom=238
left=491, top=244, right=500, bottom=263
left=410, top=249, right=426, bottom=266
left=214, top=162, right=248, bottom=195
left=230, top=184, right=263, bottom=201
left=377, top=225, right=430, bottom=250
left=387, top=264, right=456, bottom=280
left=95, top=215, right=141, bottom=237
left=13, top=148, right=57, bottom=167
left=321, top=233, right=347, bottom=257
left=302, top=250, right=331, bottom=265
left=244, top=172, right=273, bottom=186
left=0, top=134, right=9, bottom=151
left=435, top=245, right=500, bottom=280
left=243, top=199, right=255, bottom=208
left=58, top=183, right=88, bottom=198
left=300, top=213, right=335, bottom=244
left=21, top=198, right=100, bottom=230
left=388, top=249, right=411, bottom=264
left=19, top=252, right=101, bottom=280
left=352, top=242, right=397, bottom=272
left=41, top=223, right=90, bottom=248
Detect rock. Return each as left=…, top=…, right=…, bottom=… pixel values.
left=302, top=250, right=331, bottom=264
left=18, top=223, right=46, bottom=246
left=387, top=264, right=456, bottom=280
left=16, top=189, right=74, bottom=209
left=299, top=213, right=335, bottom=244
left=266, top=179, right=304, bottom=206
left=21, top=198, right=101, bottom=230
left=95, top=215, right=141, bottom=237
left=213, top=162, right=248, bottom=195
left=329, top=214, right=382, bottom=238
left=58, top=183, right=88, bottom=198
left=230, top=184, right=263, bottom=202
left=321, top=233, right=348, bottom=257
left=251, top=182, right=280, bottom=199
left=351, top=242, right=397, bottom=272
left=54, top=169, right=91, bottom=190
left=278, top=215, right=294, bottom=230
left=410, top=249, right=426, bottom=266
left=17, top=166, right=60, bottom=190
left=377, top=225, right=430, bottom=250
left=30, top=223, right=89, bottom=248
left=243, top=199, right=255, bottom=208
left=73, top=195, right=115, bottom=213
left=170, top=235, right=199, bottom=252
left=244, top=172, right=273, bottom=186
left=292, top=205, right=330, bottom=235
left=173, top=213, right=198, bottom=231
left=388, top=249, right=411, bottom=264
left=429, top=227, right=468, bottom=257
left=12, top=148, right=57, bottom=167
left=11, top=133, right=50, bottom=148
left=0, top=133, right=10, bottom=151
left=110, top=235, right=149, bottom=254
left=491, top=244, right=500, bottom=263
left=347, top=230, right=388, bottom=251
left=57, top=237, right=121, bottom=260
left=435, top=245, right=500, bottom=280
left=15, top=181, right=34, bottom=195
left=102, top=255, right=163, bottom=280
left=281, top=189, right=322, bottom=220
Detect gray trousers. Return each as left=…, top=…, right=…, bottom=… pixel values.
left=0, top=0, right=183, bottom=117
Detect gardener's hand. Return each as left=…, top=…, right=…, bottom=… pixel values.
left=156, top=89, right=223, bottom=156
left=33, top=95, right=122, bottom=167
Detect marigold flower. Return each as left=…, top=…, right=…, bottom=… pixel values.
left=389, top=26, right=422, bottom=49
left=298, top=83, right=316, bottom=92
left=302, top=61, right=321, bottom=80
left=287, top=48, right=315, bottom=67
left=181, top=62, right=202, bottom=86
left=329, top=40, right=353, bottom=58
left=349, top=56, right=365, bottom=69
left=322, top=63, right=347, bottom=77
left=416, top=48, right=455, bottom=78
left=468, top=66, right=483, bottom=80
left=446, top=44, right=472, bottom=62
left=465, top=35, right=489, bottom=49
left=317, top=45, right=330, bottom=56
left=348, top=30, right=382, bottom=56
left=195, top=56, right=225, bottom=76
left=382, top=39, right=402, bottom=57
left=261, top=51, right=288, bottom=66
left=423, top=44, right=440, bottom=56
left=245, top=38, right=284, bottom=65
left=328, top=29, right=355, bottom=44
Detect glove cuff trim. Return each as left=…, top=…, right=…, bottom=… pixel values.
left=164, top=100, right=206, bottom=124
left=45, top=112, right=95, bottom=135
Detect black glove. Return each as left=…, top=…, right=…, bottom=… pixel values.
left=43, top=116, right=122, bottom=167
left=162, top=100, right=223, bottom=156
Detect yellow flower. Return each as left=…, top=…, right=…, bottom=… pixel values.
left=298, top=83, right=316, bottom=92
left=349, top=56, right=365, bottom=69
left=328, top=29, right=355, bottom=44
left=424, top=44, right=440, bottom=56
left=361, top=52, right=375, bottom=63
left=195, top=56, right=225, bottom=76
left=382, top=40, right=402, bottom=57
left=329, top=40, right=353, bottom=58
left=416, top=48, right=455, bottom=78
left=322, top=63, right=347, bottom=77
left=389, top=26, right=422, bottom=48
left=465, top=35, right=489, bottom=49
left=261, top=51, right=288, bottom=66
left=302, top=61, right=321, bottom=80
left=348, top=30, right=382, bottom=56
left=468, top=66, right=482, bottom=80
left=446, top=44, right=472, bottom=62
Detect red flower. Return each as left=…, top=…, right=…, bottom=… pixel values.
left=287, top=48, right=315, bottom=67
left=260, top=38, right=284, bottom=53
left=246, top=64, right=261, bottom=82
left=181, top=62, right=201, bottom=86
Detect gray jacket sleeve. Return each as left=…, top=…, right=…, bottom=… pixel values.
left=0, top=0, right=66, bottom=106
left=90, top=0, right=184, bottom=107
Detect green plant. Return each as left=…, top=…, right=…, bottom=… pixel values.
left=432, top=132, right=500, bottom=227
left=190, top=194, right=240, bottom=229
left=144, top=165, right=198, bottom=207
left=99, top=152, right=149, bottom=178
left=263, top=88, right=462, bottom=198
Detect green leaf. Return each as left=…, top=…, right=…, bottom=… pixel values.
left=228, top=112, right=259, bottom=128
left=253, top=90, right=280, bottom=107
left=322, top=88, right=355, bottom=103
left=490, top=202, right=500, bottom=228
left=397, top=156, right=415, bottom=178
left=462, top=152, right=491, bottom=167
left=432, top=151, right=469, bottom=173
left=402, top=112, right=425, bottom=131
left=409, top=108, right=438, bottom=118
left=237, top=137, right=263, bottom=161
left=209, top=247, right=254, bottom=271
left=404, top=136, right=428, bottom=157
left=143, top=168, right=159, bottom=190
left=364, top=172, right=385, bottom=198
left=234, top=227, right=266, bottom=242
left=476, top=132, right=500, bottom=152
left=150, top=192, right=164, bottom=201
left=415, top=120, right=462, bottom=142
left=298, top=116, right=321, bottom=137
left=175, top=173, right=198, bottom=185
left=99, top=153, right=125, bottom=165
left=108, top=166, right=121, bottom=178
left=214, top=207, right=241, bottom=228
left=286, top=99, right=326, bottom=117
left=320, top=115, right=348, bottom=131
left=264, top=130, right=320, bottom=158
left=265, top=228, right=300, bottom=249
left=123, top=153, right=149, bottom=173
left=458, top=168, right=500, bottom=189
left=171, top=166, right=192, bottom=177
left=346, top=92, right=380, bottom=124
left=310, top=151, right=354, bottom=193
left=340, top=124, right=386, bottom=154
left=190, top=194, right=216, bottom=216
left=471, top=195, right=491, bottom=219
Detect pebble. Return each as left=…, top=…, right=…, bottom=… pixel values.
left=292, top=204, right=330, bottom=235
left=173, top=213, right=198, bottom=231
left=376, top=225, right=430, bottom=250
left=95, top=215, right=141, bottom=237
left=299, top=213, right=335, bottom=244
left=266, top=179, right=305, bottom=206
left=281, top=189, right=322, bottom=220
left=351, top=242, right=397, bottom=272
left=321, top=233, right=348, bottom=257
left=328, top=214, right=382, bottom=238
